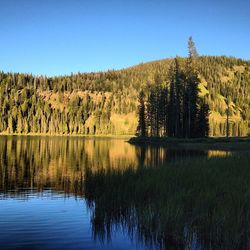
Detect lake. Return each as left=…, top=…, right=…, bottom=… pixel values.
left=0, top=136, right=241, bottom=249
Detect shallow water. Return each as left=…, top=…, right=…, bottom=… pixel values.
left=0, top=136, right=232, bottom=249
left=0, top=189, right=146, bottom=250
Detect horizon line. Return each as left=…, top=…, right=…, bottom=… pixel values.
left=1, top=54, right=249, bottom=78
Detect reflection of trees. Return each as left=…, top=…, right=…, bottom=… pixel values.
left=0, top=137, right=231, bottom=197
left=0, top=136, right=240, bottom=248
left=135, top=146, right=209, bottom=167
left=134, top=145, right=232, bottom=168
left=0, top=137, right=86, bottom=195
left=0, top=137, right=138, bottom=195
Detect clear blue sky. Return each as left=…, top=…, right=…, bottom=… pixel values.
left=0, top=0, right=249, bottom=76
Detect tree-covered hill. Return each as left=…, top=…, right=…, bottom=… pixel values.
left=0, top=56, right=249, bottom=136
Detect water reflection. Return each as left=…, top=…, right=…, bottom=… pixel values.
left=136, top=146, right=232, bottom=167
left=0, top=136, right=233, bottom=198
left=0, top=136, right=231, bottom=195
left=0, top=136, right=239, bottom=250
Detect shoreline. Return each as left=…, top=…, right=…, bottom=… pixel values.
left=0, top=133, right=135, bottom=139
left=128, top=136, right=250, bottom=151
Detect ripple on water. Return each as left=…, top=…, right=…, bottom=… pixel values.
left=0, top=188, right=146, bottom=250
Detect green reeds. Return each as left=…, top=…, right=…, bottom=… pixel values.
left=85, top=154, right=250, bottom=249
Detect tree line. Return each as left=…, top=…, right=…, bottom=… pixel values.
left=0, top=37, right=249, bottom=136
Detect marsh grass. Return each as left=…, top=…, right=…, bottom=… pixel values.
left=85, top=153, right=250, bottom=249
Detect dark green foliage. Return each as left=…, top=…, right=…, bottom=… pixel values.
left=137, top=90, right=146, bottom=136
left=168, top=58, right=184, bottom=137
left=197, top=100, right=210, bottom=137
left=144, top=56, right=209, bottom=138
left=0, top=50, right=249, bottom=135
left=146, top=84, right=165, bottom=136
left=142, top=39, right=210, bottom=138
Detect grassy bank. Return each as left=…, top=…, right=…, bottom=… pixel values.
left=128, top=136, right=250, bottom=151
left=85, top=154, right=250, bottom=249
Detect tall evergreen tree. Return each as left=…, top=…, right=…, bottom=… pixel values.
left=188, top=36, right=198, bottom=58
left=147, top=89, right=155, bottom=136
left=197, top=100, right=210, bottom=137
left=173, top=57, right=183, bottom=137
left=137, top=90, right=146, bottom=136
left=168, top=64, right=176, bottom=137
left=186, top=36, right=199, bottom=137
left=225, top=96, right=231, bottom=138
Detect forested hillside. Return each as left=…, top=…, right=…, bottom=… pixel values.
left=0, top=56, right=249, bottom=136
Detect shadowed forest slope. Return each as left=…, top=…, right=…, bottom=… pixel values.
left=0, top=56, right=249, bottom=135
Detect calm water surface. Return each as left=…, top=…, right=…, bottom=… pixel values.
left=0, top=136, right=231, bottom=250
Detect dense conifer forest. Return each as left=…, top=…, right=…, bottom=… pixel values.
left=137, top=38, right=210, bottom=138
left=0, top=39, right=249, bottom=136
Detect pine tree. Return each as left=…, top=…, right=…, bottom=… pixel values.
left=137, top=90, right=146, bottom=137
left=154, top=75, right=162, bottom=137
left=225, top=96, right=231, bottom=138
left=173, top=57, right=183, bottom=137
left=147, top=88, right=156, bottom=136
left=188, top=36, right=198, bottom=58
left=197, top=100, right=210, bottom=137
left=168, top=64, right=176, bottom=137
left=159, top=86, right=168, bottom=136
left=186, top=36, right=199, bottom=137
